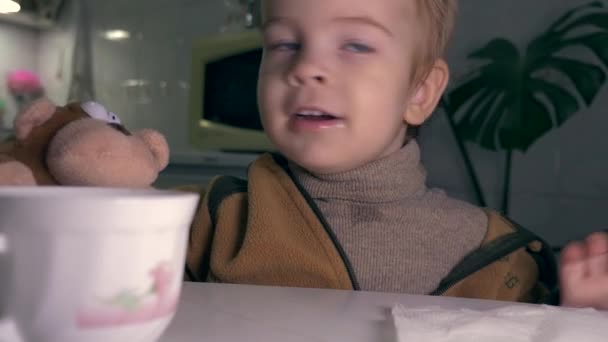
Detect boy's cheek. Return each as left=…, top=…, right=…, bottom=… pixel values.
left=257, top=76, right=279, bottom=96
left=258, top=69, right=286, bottom=91
left=257, top=80, right=283, bottom=113
left=260, top=54, right=291, bottom=72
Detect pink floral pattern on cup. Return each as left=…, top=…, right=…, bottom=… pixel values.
left=77, top=261, right=179, bottom=329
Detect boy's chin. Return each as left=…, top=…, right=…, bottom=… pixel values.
left=288, top=153, right=361, bottom=175
left=275, top=140, right=370, bottom=175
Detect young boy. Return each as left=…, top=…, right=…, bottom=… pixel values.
left=184, top=0, right=608, bottom=309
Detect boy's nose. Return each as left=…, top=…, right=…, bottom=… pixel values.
left=286, top=56, right=328, bottom=87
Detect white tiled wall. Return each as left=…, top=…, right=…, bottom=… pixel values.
left=0, top=0, right=77, bottom=127
left=37, top=0, right=77, bottom=106
left=88, top=0, right=227, bottom=157
left=0, top=21, right=39, bottom=128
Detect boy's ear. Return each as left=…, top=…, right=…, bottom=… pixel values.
left=403, top=59, right=449, bottom=126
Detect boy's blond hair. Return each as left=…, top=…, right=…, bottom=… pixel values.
left=413, top=0, right=458, bottom=83
left=408, top=0, right=457, bottom=137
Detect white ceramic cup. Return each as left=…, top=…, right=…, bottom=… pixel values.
left=0, top=186, right=199, bottom=342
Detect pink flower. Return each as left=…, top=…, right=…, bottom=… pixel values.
left=76, top=261, right=179, bottom=329
left=149, top=262, right=173, bottom=305
left=7, top=70, right=43, bottom=95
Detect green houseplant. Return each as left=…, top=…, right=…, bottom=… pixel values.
left=442, top=1, right=608, bottom=214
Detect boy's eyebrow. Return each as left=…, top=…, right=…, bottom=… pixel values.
left=332, top=16, right=394, bottom=37
left=261, top=17, right=288, bottom=31
left=261, top=16, right=393, bottom=37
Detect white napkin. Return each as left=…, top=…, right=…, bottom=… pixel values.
left=392, top=304, right=608, bottom=342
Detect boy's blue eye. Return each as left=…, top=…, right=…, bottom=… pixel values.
left=344, top=42, right=374, bottom=53
left=269, top=42, right=300, bottom=51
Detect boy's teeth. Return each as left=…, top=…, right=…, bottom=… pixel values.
left=298, top=110, right=324, bottom=116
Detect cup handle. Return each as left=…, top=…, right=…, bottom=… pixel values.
left=0, top=234, right=22, bottom=342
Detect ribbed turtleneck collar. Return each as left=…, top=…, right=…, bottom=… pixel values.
left=289, top=141, right=427, bottom=203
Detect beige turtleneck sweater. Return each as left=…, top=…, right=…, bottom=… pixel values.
left=290, top=141, right=489, bottom=294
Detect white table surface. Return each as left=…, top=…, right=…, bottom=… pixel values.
left=159, top=282, right=525, bottom=342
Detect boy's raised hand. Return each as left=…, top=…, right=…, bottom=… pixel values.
left=559, top=232, right=608, bottom=310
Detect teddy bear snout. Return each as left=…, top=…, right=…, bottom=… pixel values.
left=134, top=129, right=170, bottom=172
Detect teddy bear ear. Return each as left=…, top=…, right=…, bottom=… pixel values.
left=14, top=98, right=57, bottom=141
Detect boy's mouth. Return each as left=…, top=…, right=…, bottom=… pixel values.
left=293, top=109, right=340, bottom=121
left=289, top=107, right=345, bottom=131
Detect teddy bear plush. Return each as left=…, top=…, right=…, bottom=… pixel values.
left=0, top=98, right=169, bottom=187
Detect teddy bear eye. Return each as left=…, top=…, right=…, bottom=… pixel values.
left=81, top=101, right=121, bottom=124
left=108, top=112, right=121, bottom=124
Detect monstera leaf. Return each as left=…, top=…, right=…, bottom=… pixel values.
left=447, top=1, right=608, bottom=152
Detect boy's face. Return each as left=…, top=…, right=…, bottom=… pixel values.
left=258, top=0, right=445, bottom=174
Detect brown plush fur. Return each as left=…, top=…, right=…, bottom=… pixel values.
left=0, top=99, right=169, bottom=187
